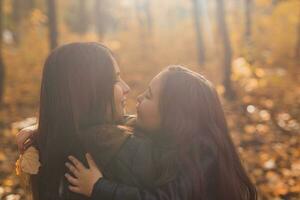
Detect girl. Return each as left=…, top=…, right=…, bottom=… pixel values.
left=65, top=66, right=257, bottom=200
left=16, top=42, right=159, bottom=200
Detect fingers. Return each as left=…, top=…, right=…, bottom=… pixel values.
left=65, top=162, right=80, bottom=177
left=86, top=153, right=97, bottom=168
left=16, top=127, right=36, bottom=153
left=23, top=139, right=33, bottom=151
left=68, top=156, right=85, bottom=171
left=65, top=173, right=79, bottom=186
left=16, top=131, right=31, bottom=152
left=68, top=185, right=81, bottom=194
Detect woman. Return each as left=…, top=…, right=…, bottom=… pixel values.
left=65, top=66, right=257, bottom=200
left=16, top=42, right=161, bottom=200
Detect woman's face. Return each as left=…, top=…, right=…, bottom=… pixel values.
left=113, top=61, right=130, bottom=121
left=136, top=72, right=164, bottom=131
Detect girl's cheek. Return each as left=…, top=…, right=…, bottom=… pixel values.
left=114, top=85, right=123, bottom=103
left=113, top=85, right=124, bottom=120
left=138, top=101, right=150, bottom=124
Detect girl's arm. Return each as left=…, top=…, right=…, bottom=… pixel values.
left=65, top=154, right=182, bottom=200
left=90, top=178, right=180, bottom=200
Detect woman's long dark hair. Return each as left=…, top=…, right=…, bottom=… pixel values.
left=35, top=42, right=117, bottom=200
left=157, top=66, right=257, bottom=200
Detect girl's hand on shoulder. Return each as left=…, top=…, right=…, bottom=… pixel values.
left=65, top=153, right=103, bottom=197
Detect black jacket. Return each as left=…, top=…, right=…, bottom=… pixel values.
left=89, top=133, right=219, bottom=200
left=33, top=116, right=158, bottom=200
left=60, top=116, right=160, bottom=200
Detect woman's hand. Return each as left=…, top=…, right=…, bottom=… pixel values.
left=65, top=153, right=103, bottom=197
left=16, top=125, right=37, bottom=153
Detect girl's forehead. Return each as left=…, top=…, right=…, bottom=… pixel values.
left=151, top=71, right=166, bottom=84
left=149, top=72, right=165, bottom=93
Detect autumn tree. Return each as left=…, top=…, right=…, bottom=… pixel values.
left=192, top=0, right=205, bottom=65
left=296, top=11, right=300, bottom=60
left=135, top=0, right=153, bottom=35
left=66, top=0, right=89, bottom=34
left=12, top=0, right=35, bottom=44
left=216, top=0, right=235, bottom=99
left=0, top=0, right=4, bottom=104
left=12, top=0, right=21, bottom=44
left=78, top=0, right=89, bottom=34
left=46, top=0, right=58, bottom=50
left=94, top=0, right=106, bottom=41
left=134, top=0, right=154, bottom=53
left=144, top=0, right=152, bottom=35
left=135, top=0, right=143, bottom=28
left=244, top=0, right=253, bottom=43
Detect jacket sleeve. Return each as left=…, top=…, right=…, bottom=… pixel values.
left=90, top=176, right=187, bottom=200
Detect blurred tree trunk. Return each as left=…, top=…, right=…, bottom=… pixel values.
left=134, top=0, right=153, bottom=54
left=244, top=0, right=253, bottom=43
left=0, top=0, right=5, bottom=104
left=144, top=0, right=152, bottom=35
left=216, top=0, right=235, bottom=100
left=135, top=0, right=146, bottom=52
left=12, top=0, right=35, bottom=45
left=94, top=0, right=104, bottom=41
left=46, top=0, right=58, bottom=50
left=272, top=0, right=284, bottom=6
left=135, top=0, right=153, bottom=35
left=78, top=0, right=89, bottom=34
left=192, top=0, right=205, bottom=65
left=12, top=0, right=21, bottom=44
left=24, top=0, right=35, bottom=12
left=65, top=0, right=89, bottom=34
left=296, top=12, right=300, bottom=60
left=135, top=0, right=143, bottom=27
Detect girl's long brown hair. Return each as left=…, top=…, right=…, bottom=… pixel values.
left=157, top=65, right=257, bottom=200
left=34, top=42, right=117, bottom=200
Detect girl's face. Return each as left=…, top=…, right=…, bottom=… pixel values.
left=136, top=72, right=164, bottom=131
left=113, top=61, right=130, bottom=121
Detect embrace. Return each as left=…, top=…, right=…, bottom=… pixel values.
left=16, top=42, right=257, bottom=200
